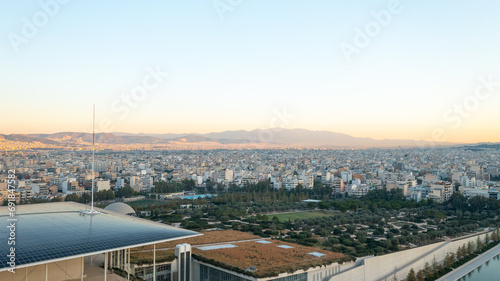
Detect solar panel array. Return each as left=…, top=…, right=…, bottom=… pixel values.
left=0, top=210, right=198, bottom=270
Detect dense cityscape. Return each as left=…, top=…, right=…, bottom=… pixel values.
left=2, top=145, right=500, bottom=280
left=2, top=146, right=500, bottom=204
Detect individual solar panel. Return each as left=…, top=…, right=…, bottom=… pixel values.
left=277, top=245, right=294, bottom=249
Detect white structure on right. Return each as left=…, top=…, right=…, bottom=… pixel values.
left=325, top=229, right=495, bottom=281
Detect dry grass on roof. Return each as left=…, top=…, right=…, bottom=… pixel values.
left=193, top=240, right=344, bottom=277
left=137, top=230, right=260, bottom=250
left=131, top=249, right=175, bottom=265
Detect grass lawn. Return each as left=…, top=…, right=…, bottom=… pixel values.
left=271, top=210, right=335, bottom=222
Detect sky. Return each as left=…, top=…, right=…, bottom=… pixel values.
left=1, top=0, right=500, bottom=143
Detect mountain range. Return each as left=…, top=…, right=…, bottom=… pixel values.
left=0, top=129, right=461, bottom=148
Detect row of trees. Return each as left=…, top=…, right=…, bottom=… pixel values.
left=405, top=228, right=500, bottom=281
left=449, top=192, right=500, bottom=213
left=3, top=197, right=63, bottom=205
left=65, top=189, right=115, bottom=203
left=151, top=179, right=196, bottom=193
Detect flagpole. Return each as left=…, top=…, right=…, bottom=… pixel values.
left=83, top=104, right=100, bottom=215
left=91, top=104, right=95, bottom=212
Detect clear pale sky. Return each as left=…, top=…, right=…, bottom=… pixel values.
left=1, top=0, right=499, bottom=143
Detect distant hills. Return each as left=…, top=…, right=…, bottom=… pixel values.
left=0, top=134, right=59, bottom=145
left=29, top=132, right=166, bottom=144
left=0, top=129, right=462, bottom=149
left=463, top=143, right=500, bottom=150
left=113, top=128, right=461, bottom=147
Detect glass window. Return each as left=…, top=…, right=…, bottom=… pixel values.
left=199, top=264, right=252, bottom=281
left=199, top=264, right=307, bottom=281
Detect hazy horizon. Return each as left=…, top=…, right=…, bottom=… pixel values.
left=0, top=128, right=484, bottom=145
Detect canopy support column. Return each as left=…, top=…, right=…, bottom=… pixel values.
left=104, top=252, right=108, bottom=281
left=128, top=248, right=130, bottom=281
left=153, top=243, right=156, bottom=281
left=81, top=256, right=84, bottom=281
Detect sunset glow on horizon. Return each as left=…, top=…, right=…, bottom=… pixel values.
left=1, top=1, right=499, bottom=144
